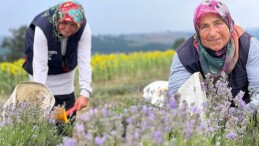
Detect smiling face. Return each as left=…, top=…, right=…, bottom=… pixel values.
left=58, top=21, right=78, bottom=37
left=198, top=13, right=230, bottom=51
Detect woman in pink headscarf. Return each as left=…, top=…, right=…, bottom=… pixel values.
left=168, top=0, right=259, bottom=110
left=23, top=0, right=92, bottom=123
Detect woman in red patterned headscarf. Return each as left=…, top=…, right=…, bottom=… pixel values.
left=23, top=0, right=92, bottom=124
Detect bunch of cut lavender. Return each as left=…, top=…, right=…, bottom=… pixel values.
left=203, top=72, right=255, bottom=144
left=203, top=72, right=233, bottom=130
left=224, top=90, right=255, bottom=141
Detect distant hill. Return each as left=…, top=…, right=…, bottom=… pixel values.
left=90, top=28, right=259, bottom=54
left=120, top=31, right=192, bottom=45
left=0, top=32, right=191, bottom=56
left=1, top=28, right=259, bottom=57
left=91, top=31, right=192, bottom=54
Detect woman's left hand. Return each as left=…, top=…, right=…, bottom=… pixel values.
left=75, top=96, right=89, bottom=111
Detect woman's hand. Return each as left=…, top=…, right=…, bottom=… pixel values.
left=75, top=96, right=89, bottom=111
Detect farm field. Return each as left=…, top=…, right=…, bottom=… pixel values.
left=0, top=50, right=258, bottom=146
left=0, top=50, right=174, bottom=107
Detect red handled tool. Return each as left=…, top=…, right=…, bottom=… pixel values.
left=53, top=104, right=79, bottom=123
left=66, top=104, right=78, bottom=116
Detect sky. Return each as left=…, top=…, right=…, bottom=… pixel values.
left=1, top=0, right=259, bottom=36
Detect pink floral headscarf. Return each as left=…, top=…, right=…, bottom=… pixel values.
left=192, top=0, right=244, bottom=78
left=193, top=0, right=234, bottom=33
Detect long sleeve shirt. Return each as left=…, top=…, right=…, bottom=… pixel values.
left=30, top=23, right=92, bottom=97
left=168, top=37, right=259, bottom=107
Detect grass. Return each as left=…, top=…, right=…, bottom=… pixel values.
left=88, top=67, right=169, bottom=108
left=0, top=66, right=171, bottom=117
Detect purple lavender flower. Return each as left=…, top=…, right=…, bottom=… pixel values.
left=131, top=105, right=138, bottom=112
left=228, top=107, right=235, bottom=116
left=183, top=120, right=194, bottom=139
left=166, top=90, right=174, bottom=98
left=226, top=131, right=236, bottom=140
left=235, top=91, right=246, bottom=110
left=208, top=127, right=214, bottom=133
left=79, top=113, right=90, bottom=121
left=164, top=125, right=170, bottom=131
left=134, top=131, right=140, bottom=139
left=164, top=114, right=169, bottom=123
left=20, top=101, right=28, bottom=109
left=202, top=102, right=207, bottom=110
left=141, top=120, right=147, bottom=131
left=238, top=114, right=243, bottom=122
left=239, top=101, right=246, bottom=110
left=126, top=117, right=133, bottom=124
left=142, top=105, right=148, bottom=114
left=169, top=97, right=177, bottom=110
left=61, top=137, right=77, bottom=146
left=196, top=124, right=205, bottom=133
left=75, top=123, right=85, bottom=133
left=94, top=136, right=106, bottom=145
left=88, top=108, right=99, bottom=116
left=0, top=121, right=5, bottom=128
left=153, top=131, right=163, bottom=143
left=148, top=112, right=155, bottom=121
left=192, top=105, right=201, bottom=114
left=102, top=108, right=108, bottom=117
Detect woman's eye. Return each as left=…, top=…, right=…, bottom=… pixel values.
left=200, top=25, right=207, bottom=30
left=71, top=24, right=77, bottom=28
left=215, top=22, right=222, bottom=25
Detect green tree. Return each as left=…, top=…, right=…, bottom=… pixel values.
left=172, top=38, right=185, bottom=49
left=1, top=25, right=28, bottom=61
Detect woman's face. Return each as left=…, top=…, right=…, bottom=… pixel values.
left=58, top=21, right=78, bottom=37
left=198, top=13, right=230, bottom=51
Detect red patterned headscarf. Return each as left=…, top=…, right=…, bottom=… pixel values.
left=53, top=1, right=85, bottom=31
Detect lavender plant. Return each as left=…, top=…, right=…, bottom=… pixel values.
left=0, top=101, right=70, bottom=145
left=2, top=72, right=256, bottom=145
left=203, top=72, right=256, bottom=144
left=58, top=72, right=258, bottom=146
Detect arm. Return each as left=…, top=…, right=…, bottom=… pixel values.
left=32, top=27, right=49, bottom=84
left=246, top=37, right=259, bottom=108
left=75, top=23, right=93, bottom=110
left=168, top=53, right=192, bottom=95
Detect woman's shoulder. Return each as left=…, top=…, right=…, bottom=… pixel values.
left=248, top=37, right=259, bottom=53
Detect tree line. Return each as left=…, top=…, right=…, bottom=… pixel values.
left=0, top=26, right=185, bottom=62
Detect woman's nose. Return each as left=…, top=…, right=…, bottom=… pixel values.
left=208, top=26, right=217, bottom=36
left=65, top=25, right=72, bottom=31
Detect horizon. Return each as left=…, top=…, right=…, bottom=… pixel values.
left=1, top=27, right=259, bottom=37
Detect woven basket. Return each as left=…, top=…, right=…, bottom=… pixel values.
left=2, top=82, right=55, bottom=113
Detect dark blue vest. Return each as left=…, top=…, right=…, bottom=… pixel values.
left=177, top=32, right=252, bottom=103
left=23, top=10, right=86, bottom=75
